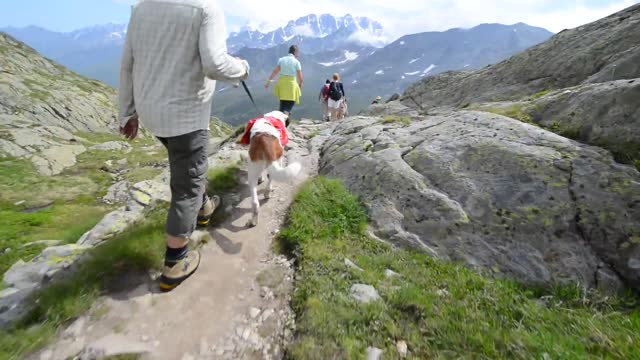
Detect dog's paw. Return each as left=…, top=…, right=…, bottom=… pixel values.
left=247, top=213, right=259, bottom=227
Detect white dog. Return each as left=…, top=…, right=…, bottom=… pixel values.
left=240, top=111, right=301, bottom=227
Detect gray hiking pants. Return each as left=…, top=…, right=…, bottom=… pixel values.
left=158, top=130, right=209, bottom=238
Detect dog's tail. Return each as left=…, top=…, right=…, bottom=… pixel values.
left=267, top=161, right=301, bottom=183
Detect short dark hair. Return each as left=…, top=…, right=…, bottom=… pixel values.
left=289, top=45, right=299, bottom=55
left=325, top=79, right=330, bottom=84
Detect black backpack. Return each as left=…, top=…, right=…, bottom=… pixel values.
left=328, top=81, right=342, bottom=101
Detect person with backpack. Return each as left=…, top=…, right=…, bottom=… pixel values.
left=328, top=73, right=345, bottom=121
left=265, top=45, right=303, bottom=120
left=318, top=79, right=330, bottom=121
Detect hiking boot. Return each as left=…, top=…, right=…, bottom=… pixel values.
left=197, top=195, right=220, bottom=227
left=159, top=250, right=200, bottom=292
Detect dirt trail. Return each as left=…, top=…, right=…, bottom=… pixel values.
left=32, top=120, right=333, bottom=360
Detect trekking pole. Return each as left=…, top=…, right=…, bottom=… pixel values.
left=241, top=80, right=261, bottom=115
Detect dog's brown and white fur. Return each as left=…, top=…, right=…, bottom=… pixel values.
left=247, top=112, right=301, bottom=227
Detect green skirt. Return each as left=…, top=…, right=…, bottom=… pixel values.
left=274, top=76, right=301, bottom=104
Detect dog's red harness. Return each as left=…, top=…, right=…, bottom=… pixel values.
left=240, top=117, right=288, bottom=146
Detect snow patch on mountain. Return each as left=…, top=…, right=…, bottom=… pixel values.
left=319, top=50, right=361, bottom=67
left=423, top=64, right=437, bottom=74
left=344, top=51, right=359, bottom=61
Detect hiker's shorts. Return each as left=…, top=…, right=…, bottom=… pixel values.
left=157, top=130, right=209, bottom=238
left=328, top=98, right=343, bottom=109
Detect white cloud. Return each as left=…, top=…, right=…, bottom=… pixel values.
left=112, top=0, right=638, bottom=39
left=347, top=30, right=389, bottom=46
left=291, top=23, right=313, bottom=37
left=218, top=0, right=638, bottom=39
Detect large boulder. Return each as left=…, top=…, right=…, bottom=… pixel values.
left=471, top=79, right=640, bottom=167
left=320, top=112, right=640, bottom=292
left=90, top=141, right=132, bottom=152
left=527, top=79, right=640, bottom=165
left=78, top=178, right=171, bottom=247
left=1, top=244, right=92, bottom=327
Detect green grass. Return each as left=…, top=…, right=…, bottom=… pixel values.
left=306, top=130, right=321, bottom=140
left=530, top=89, right=554, bottom=100
left=67, top=133, right=168, bottom=192
left=545, top=124, right=640, bottom=170
left=74, top=131, right=123, bottom=144
left=0, top=133, right=168, bottom=278
left=209, top=117, right=234, bottom=138
left=484, top=105, right=535, bottom=125
left=124, top=167, right=164, bottom=184
left=0, top=206, right=167, bottom=359
left=28, top=90, right=50, bottom=102
left=206, top=164, right=242, bottom=227
left=609, top=142, right=640, bottom=171
left=232, top=125, right=246, bottom=138
left=381, top=116, right=412, bottom=127
left=0, top=157, right=104, bottom=207
left=72, top=78, right=109, bottom=95
left=104, top=355, right=141, bottom=360
left=207, top=164, right=241, bottom=194
left=278, top=177, right=640, bottom=359
left=221, top=125, right=247, bottom=146
left=0, top=202, right=106, bottom=276
left=0, top=158, right=111, bottom=276
left=0, top=163, right=241, bottom=357
left=547, top=121, right=582, bottom=141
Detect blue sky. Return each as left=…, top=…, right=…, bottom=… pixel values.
left=0, top=0, right=638, bottom=36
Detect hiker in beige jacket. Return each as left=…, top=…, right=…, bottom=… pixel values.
left=118, top=0, right=249, bottom=291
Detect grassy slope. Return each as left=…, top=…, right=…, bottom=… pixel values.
left=0, top=116, right=234, bottom=280
left=279, top=177, right=640, bottom=359
left=0, top=131, right=166, bottom=278
left=0, top=158, right=109, bottom=277
left=0, top=206, right=167, bottom=359
left=0, top=165, right=240, bottom=359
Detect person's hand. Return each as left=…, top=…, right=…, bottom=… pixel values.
left=240, top=59, right=250, bottom=80
left=120, top=115, right=139, bottom=141
left=265, top=80, right=271, bottom=89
